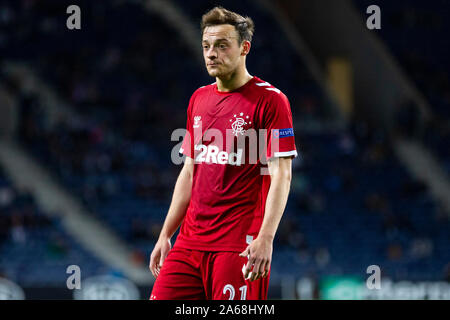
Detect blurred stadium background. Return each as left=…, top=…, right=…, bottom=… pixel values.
left=0, top=0, right=449, bottom=300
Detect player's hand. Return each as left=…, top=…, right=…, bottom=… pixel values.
left=239, top=235, right=273, bottom=282
left=149, top=237, right=171, bottom=278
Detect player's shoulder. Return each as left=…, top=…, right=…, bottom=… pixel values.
left=252, top=76, right=289, bottom=104
left=187, top=82, right=215, bottom=110
left=191, top=81, right=216, bottom=97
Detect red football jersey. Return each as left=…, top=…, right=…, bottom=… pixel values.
left=176, top=76, right=297, bottom=252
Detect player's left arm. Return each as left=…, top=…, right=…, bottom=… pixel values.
left=240, top=156, right=292, bottom=281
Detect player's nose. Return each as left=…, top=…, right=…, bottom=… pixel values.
left=206, top=47, right=217, bottom=59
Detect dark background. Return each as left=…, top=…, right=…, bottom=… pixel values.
left=0, top=0, right=449, bottom=299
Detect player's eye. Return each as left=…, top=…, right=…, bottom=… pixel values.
left=218, top=44, right=227, bottom=49
left=202, top=45, right=209, bottom=50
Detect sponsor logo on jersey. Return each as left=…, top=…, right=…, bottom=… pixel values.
left=194, top=144, right=243, bottom=166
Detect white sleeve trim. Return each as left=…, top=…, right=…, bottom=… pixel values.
left=273, top=150, right=298, bottom=158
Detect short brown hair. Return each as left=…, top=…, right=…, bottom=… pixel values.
left=201, top=6, right=255, bottom=44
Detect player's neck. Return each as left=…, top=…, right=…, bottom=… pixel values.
left=216, top=68, right=253, bottom=92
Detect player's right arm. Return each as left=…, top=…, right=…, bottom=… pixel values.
left=149, top=156, right=194, bottom=278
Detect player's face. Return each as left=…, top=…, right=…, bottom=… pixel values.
left=202, top=24, right=245, bottom=78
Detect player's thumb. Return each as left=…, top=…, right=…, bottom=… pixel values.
left=239, top=246, right=250, bottom=257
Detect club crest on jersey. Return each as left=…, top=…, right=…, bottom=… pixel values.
left=230, top=113, right=251, bottom=136
left=193, top=116, right=201, bottom=128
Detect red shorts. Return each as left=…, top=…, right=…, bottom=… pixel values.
left=150, top=247, right=270, bottom=300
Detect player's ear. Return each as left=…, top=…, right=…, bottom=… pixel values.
left=241, top=40, right=251, bottom=56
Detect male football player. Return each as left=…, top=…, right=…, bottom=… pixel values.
left=149, top=6, right=297, bottom=300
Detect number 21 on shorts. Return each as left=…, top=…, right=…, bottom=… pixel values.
left=223, top=284, right=247, bottom=300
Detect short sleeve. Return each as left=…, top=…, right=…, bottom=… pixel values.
left=179, top=94, right=195, bottom=158
left=263, top=93, right=298, bottom=160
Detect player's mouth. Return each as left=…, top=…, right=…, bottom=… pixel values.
left=207, top=62, right=221, bottom=67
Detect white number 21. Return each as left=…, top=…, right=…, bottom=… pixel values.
left=223, top=284, right=247, bottom=300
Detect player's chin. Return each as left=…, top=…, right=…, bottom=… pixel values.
left=207, top=69, right=220, bottom=77
left=206, top=66, right=224, bottom=77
